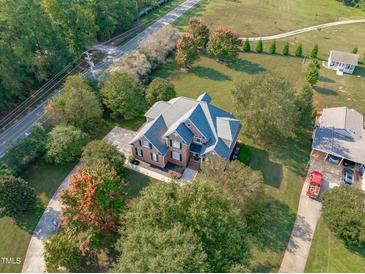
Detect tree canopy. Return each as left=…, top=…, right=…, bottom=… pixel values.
left=176, top=33, right=198, bottom=67
left=207, top=28, right=240, bottom=60
left=322, top=185, right=365, bottom=247
left=114, top=181, right=250, bottom=272
left=188, top=17, right=210, bottom=49
left=232, top=72, right=299, bottom=142
left=146, top=78, right=176, bottom=107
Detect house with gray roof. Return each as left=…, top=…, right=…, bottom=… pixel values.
left=312, top=107, right=365, bottom=166
left=327, top=50, right=359, bottom=74
left=129, top=92, right=241, bottom=169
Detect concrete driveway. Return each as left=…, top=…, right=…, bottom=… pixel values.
left=279, top=158, right=341, bottom=273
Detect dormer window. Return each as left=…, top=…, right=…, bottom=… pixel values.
left=193, top=136, right=203, bottom=144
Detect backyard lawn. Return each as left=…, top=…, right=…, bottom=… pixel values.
left=154, top=48, right=365, bottom=270
left=174, top=0, right=365, bottom=36
left=306, top=217, right=365, bottom=272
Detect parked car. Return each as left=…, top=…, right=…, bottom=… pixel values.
left=343, top=159, right=356, bottom=168
left=307, top=171, right=323, bottom=199
left=327, top=155, right=340, bottom=165
left=343, top=168, right=354, bottom=185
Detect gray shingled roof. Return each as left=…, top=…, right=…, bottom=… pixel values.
left=130, top=92, right=241, bottom=159
left=312, top=107, right=365, bottom=165
left=329, top=50, right=359, bottom=66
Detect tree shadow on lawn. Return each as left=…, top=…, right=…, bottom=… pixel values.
left=313, top=86, right=338, bottom=96
left=227, top=59, right=266, bottom=74
left=190, top=65, right=232, bottom=81
left=353, top=66, right=365, bottom=77
left=319, top=76, right=336, bottom=83
left=242, top=145, right=283, bottom=189
left=247, top=196, right=296, bottom=272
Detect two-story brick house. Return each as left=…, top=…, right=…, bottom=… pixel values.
left=129, top=92, right=241, bottom=169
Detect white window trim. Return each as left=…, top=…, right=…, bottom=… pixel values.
left=172, top=151, right=181, bottom=161
left=172, top=139, right=180, bottom=149
left=142, top=139, right=150, bottom=148
left=193, top=136, right=203, bottom=144
left=137, top=149, right=143, bottom=157
left=152, top=152, right=158, bottom=162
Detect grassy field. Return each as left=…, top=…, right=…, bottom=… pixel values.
left=306, top=217, right=365, bottom=272
left=174, top=0, right=364, bottom=36
left=0, top=161, right=75, bottom=273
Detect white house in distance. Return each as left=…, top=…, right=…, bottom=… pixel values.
left=327, top=50, right=359, bottom=75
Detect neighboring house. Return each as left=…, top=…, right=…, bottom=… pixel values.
left=129, top=92, right=241, bottom=170
left=312, top=107, right=365, bottom=167
left=327, top=50, right=359, bottom=75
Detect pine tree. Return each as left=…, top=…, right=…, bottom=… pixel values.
left=256, top=40, right=263, bottom=53
left=282, top=43, right=289, bottom=56
left=295, top=44, right=303, bottom=57
left=268, top=41, right=276, bottom=54
left=305, top=61, right=320, bottom=86
left=310, top=44, right=319, bottom=59
left=243, top=39, right=251, bottom=52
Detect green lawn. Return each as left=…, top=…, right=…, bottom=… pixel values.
left=306, top=217, right=365, bottom=272
left=125, top=169, right=160, bottom=198
left=174, top=0, right=364, bottom=36
left=0, top=161, right=75, bottom=273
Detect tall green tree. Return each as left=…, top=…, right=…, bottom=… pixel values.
left=45, top=75, right=103, bottom=131
left=295, top=44, right=303, bottom=57
left=232, top=72, right=299, bottom=142
left=295, top=86, right=314, bottom=129
left=115, top=181, right=250, bottom=272
left=43, top=0, right=98, bottom=55
left=0, top=0, right=71, bottom=112
left=322, top=185, right=365, bottom=247
left=146, top=78, right=176, bottom=107
left=176, top=33, right=198, bottom=67
left=101, top=72, right=146, bottom=119
left=305, top=60, right=320, bottom=85
left=90, top=0, right=137, bottom=40
left=310, top=44, right=319, bottom=59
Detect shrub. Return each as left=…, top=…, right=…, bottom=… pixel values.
left=45, top=232, right=83, bottom=272
left=322, top=185, right=365, bottom=247
left=3, top=125, right=47, bottom=174
left=0, top=175, right=36, bottom=216
left=110, top=51, right=151, bottom=80
left=268, top=41, right=276, bottom=54
left=81, top=140, right=125, bottom=174
left=140, top=26, right=178, bottom=65
left=128, top=155, right=136, bottom=163
left=101, top=72, right=146, bottom=120
left=207, top=28, right=240, bottom=60
left=242, top=39, right=251, bottom=52
left=255, top=39, right=263, bottom=53
left=352, top=47, right=358, bottom=54
left=295, top=44, right=303, bottom=57
left=282, top=42, right=289, bottom=55
left=146, top=78, right=176, bottom=107
left=46, top=125, right=89, bottom=165
left=176, top=33, right=198, bottom=67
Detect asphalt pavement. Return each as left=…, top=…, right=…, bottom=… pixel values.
left=0, top=0, right=201, bottom=159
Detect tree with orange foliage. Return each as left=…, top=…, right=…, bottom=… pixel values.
left=207, top=28, right=240, bottom=60
left=176, top=33, right=198, bottom=67
left=61, top=161, right=128, bottom=252
left=188, top=17, right=210, bottom=49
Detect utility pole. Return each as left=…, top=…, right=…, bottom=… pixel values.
left=84, top=51, right=96, bottom=79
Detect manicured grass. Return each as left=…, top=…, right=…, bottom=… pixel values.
left=306, top=217, right=365, bottom=272
left=0, top=161, right=75, bottom=273
left=174, top=0, right=364, bottom=36
left=126, top=169, right=160, bottom=198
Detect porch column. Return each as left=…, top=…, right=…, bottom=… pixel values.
left=338, top=158, right=344, bottom=166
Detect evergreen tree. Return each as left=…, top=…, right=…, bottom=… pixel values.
left=310, top=44, right=319, bottom=59
left=352, top=47, right=358, bottom=54
left=295, top=44, right=303, bottom=57
left=243, top=39, right=251, bottom=52
left=256, top=40, right=263, bottom=53
left=282, top=43, right=289, bottom=55
left=268, top=41, right=276, bottom=54
left=305, top=60, right=320, bottom=86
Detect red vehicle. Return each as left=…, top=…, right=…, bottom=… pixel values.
left=306, top=171, right=323, bottom=199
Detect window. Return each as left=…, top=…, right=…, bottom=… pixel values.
left=136, top=148, right=143, bottom=157
left=172, top=139, right=180, bottom=149
left=172, top=151, right=181, bottom=161
left=143, top=139, right=150, bottom=148
left=193, top=136, right=203, bottom=144
left=151, top=152, right=158, bottom=162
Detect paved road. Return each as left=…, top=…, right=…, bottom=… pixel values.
left=241, top=19, right=365, bottom=41
left=0, top=0, right=201, bottom=159
left=279, top=159, right=341, bottom=273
